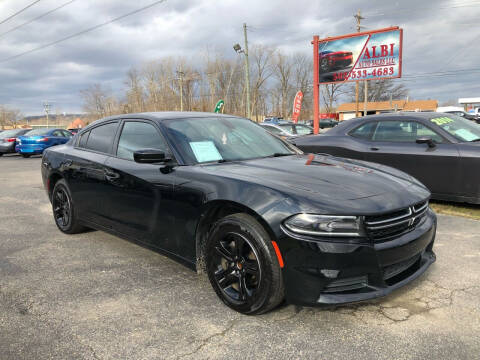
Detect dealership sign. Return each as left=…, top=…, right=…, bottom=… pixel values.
left=317, top=27, right=403, bottom=84
left=291, top=91, right=303, bottom=123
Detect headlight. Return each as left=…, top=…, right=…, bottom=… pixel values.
left=283, top=214, right=363, bottom=237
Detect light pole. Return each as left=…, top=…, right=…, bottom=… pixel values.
left=233, top=23, right=251, bottom=119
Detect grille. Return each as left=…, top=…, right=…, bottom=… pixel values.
left=365, top=201, right=429, bottom=242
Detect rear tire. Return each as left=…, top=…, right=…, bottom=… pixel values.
left=205, top=213, right=284, bottom=315
left=52, top=179, right=88, bottom=234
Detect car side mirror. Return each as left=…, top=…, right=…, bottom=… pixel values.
left=416, top=137, right=436, bottom=148
left=133, top=149, right=172, bottom=164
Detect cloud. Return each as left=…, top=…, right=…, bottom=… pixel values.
left=0, top=0, right=478, bottom=114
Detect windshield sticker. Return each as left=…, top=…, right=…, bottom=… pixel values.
left=189, top=141, right=223, bottom=163
left=431, top=117, right=454, bottom=126
left=454, top=129, right=480, bottom=142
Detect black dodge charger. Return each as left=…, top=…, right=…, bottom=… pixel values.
left=295, top=112, right=480, bottom=204
left=41, top=112, right=436, bottom=314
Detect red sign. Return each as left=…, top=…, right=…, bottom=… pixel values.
left=291, top=91, right=303, bottom=123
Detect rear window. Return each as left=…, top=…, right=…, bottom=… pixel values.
left=0, top=129, right=26, bottom=138
left=24, top=128, right=50, bottom=136
left=83, top=122, right=118, bottom=153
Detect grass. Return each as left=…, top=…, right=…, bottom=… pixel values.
left=430, top=201, right=480, bottom=220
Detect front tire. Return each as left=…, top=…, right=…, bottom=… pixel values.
left=52, top=179, right=87, bottom=234
left=205, top=213, right=284, bottom=314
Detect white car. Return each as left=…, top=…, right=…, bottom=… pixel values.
left=259, top=123, right=313, bottom=138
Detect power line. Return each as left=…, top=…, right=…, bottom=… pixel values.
left=0, top=0, right=43, bottom=26
left=0, top=0, right=77, bottom=39
left=364, top=1, right=480, bottom=17
left=0, top=0, right=167, bottom=63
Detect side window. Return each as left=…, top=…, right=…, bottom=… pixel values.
left=52, top=130, right=63, bottom=137
left=62, top=130, right=73, bottom=137
left=84, top=122, right=118, bottom=153
left=116, top=121, right=169, bottom=161
left=78, top=131, right=90, bottom=148
left=350, top=122, right=377, bottom=140
left=415, top=123, right=443, bottom=143
left=372, top=121, right=443, bottom=143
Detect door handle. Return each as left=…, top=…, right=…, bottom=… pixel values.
left=370, top=147, right=379, bottom=151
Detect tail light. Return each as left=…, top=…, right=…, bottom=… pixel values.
left=5, top=137, right=17, bottom=142
left=37, top=137, right=49, bottom=142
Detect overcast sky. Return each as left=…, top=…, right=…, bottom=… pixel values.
left=0, top=0, right=478, bottom=115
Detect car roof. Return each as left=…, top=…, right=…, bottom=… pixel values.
left=100, top=111, right=238, bottom=123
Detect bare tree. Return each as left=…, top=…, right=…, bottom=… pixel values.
left=80, top=84, right=118, bottom=120
left=250, top=45, right=275, bottom=121
left=0, top=105, right=22, bottom=128
left=125, top=68, right=145, bottom=112
left=348, top=79, right=408, bottom=102
left=272, top=53, right=294, bottom=118
left=322, top=83, right=347, bottom=113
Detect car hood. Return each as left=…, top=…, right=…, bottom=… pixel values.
left=197, top=154, right=428, bottom=202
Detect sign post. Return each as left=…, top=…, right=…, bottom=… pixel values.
left=312, top=35, right=320, bottom=134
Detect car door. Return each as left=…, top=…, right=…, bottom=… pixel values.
left=364, top=119, right=461, bottom=196
left=63, top=121, right=120, bottom=226
left=102, top=120, right=178, bottom=251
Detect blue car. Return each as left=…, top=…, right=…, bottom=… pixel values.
left=16, top=128, right=73, bottom=157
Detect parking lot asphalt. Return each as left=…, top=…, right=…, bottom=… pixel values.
left=1, top=153, right=479, bottom=360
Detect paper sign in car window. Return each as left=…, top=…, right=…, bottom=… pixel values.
left=430, top=117, right=454, bottom=126
left=189, top=141, right=223, bottom=162
left=454, top=129, right=479, bottom=142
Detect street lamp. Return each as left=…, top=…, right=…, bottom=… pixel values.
left=233, top=23, right=251, bottom=119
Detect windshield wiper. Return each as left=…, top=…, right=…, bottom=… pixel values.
left=269, top=153, right=294, bottom=157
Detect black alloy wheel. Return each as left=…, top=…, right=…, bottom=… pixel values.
left=206, top=213, right=284, bottom=314
left=212, top=232, right=261, bottom=305
left=53, top=186, right=71, bottom=230
left=51, top=179, right=87, bottom=234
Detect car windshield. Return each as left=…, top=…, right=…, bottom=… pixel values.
left=294, top=125, right=313, bottom=135
left=24, top=128, right=50, bottom=136
left=0, top=129, right=23, bottom=138
left=431, top=114, right=480, bottom=142
left=164, top=117, right=298, bottom=164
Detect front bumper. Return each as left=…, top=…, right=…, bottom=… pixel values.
left=278, top=209, right=437, bottom=306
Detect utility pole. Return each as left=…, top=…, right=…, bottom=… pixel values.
left=43, top=101, right=51, bottom=128
left=176, top=70, right=185, bottom=111
left=233, top=24, right=251, bottom=119
left=354, top=10, right=364, bottom=117
left=243, top=23, right=251, bottom=119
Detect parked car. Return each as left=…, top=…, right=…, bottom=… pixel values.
left=41, top=112, right=436, bottom=314
left=443, top=110, right=479, bottom=123
left=260, top=122, right=313, bottom=138
left=306, top=118, right=339, bottom=129
left=319, top=50, right=353, bottom=73
left=294, top=112, right=480, bottom=204
left=68, top=128, right=81, bottom=134
left=0, top=128, right=31, bottom=156
left=16, top=128, right=73, bottom=157
left=263, top=117, right=284, bottom=124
